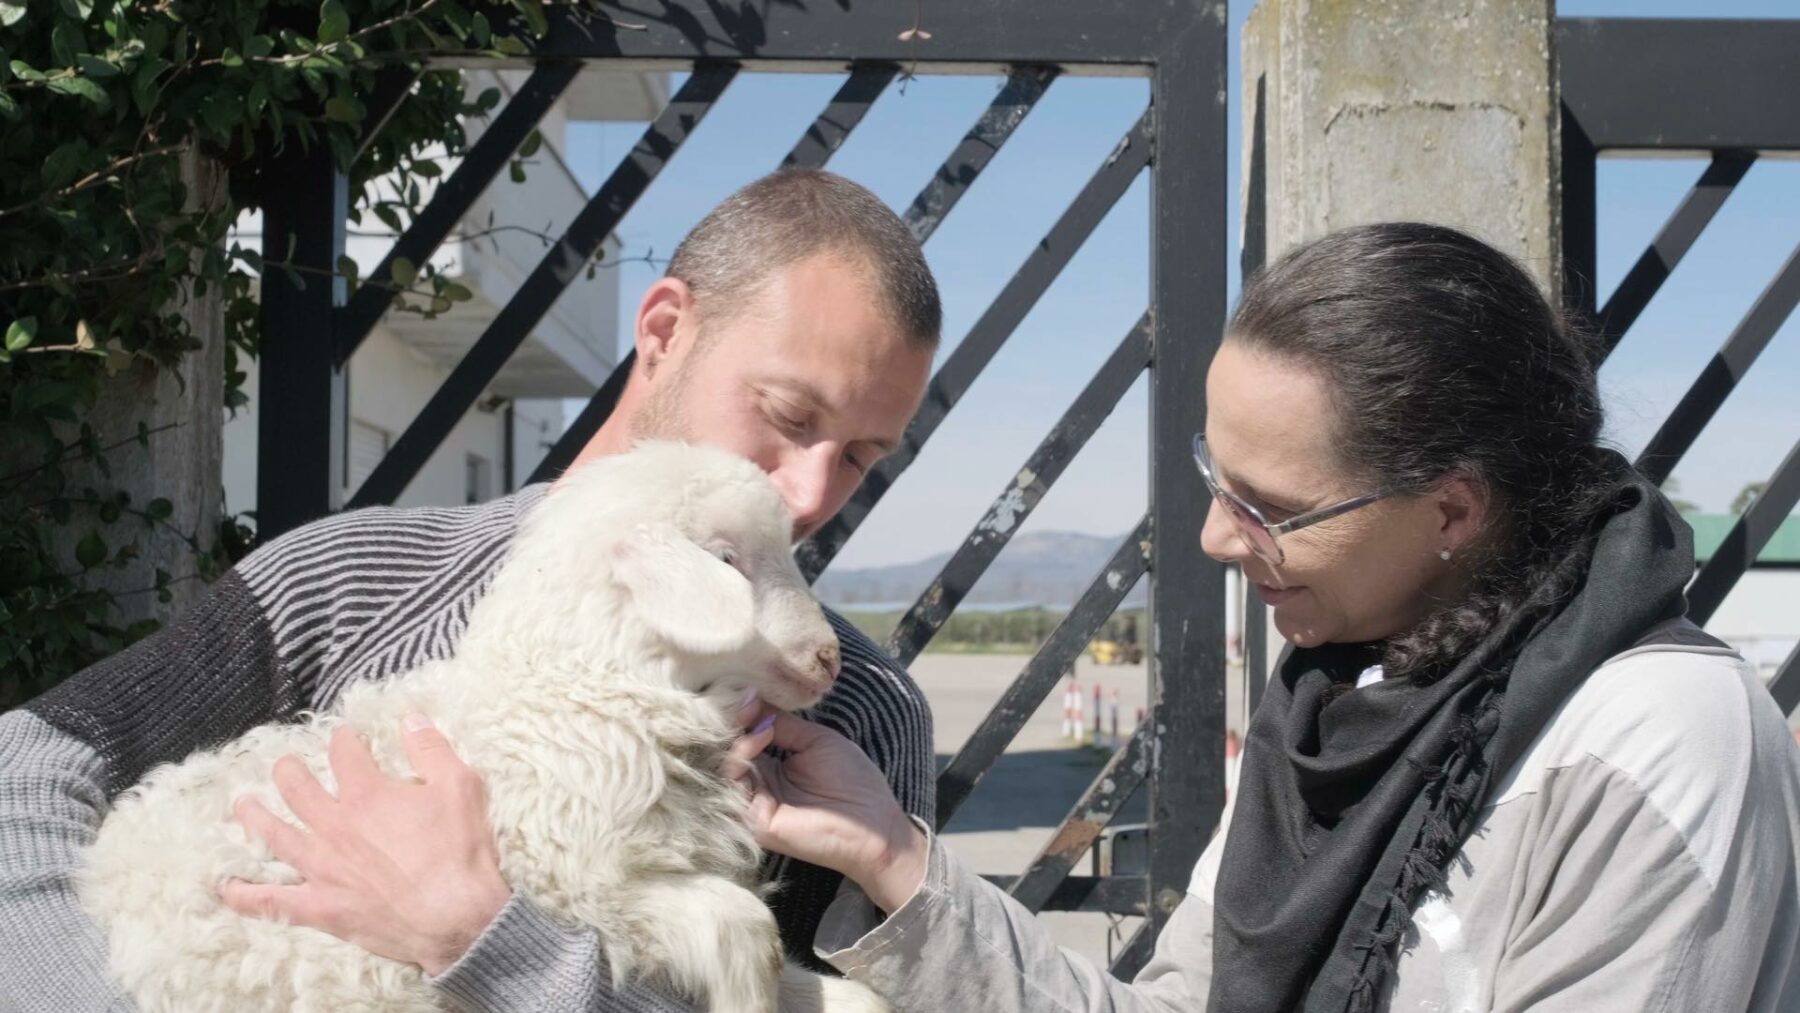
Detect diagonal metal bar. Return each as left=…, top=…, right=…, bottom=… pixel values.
left=351, top=65, right=737, bottom=507
left=781, top=64, right=899, bottom=169
left=1770, top=639, right=1800, bottom=716
left=353, top=66, right=423, bottom=161
left=337, top=61, right=584, bottom=363
left=1637, top=237, right=1800, bottom=486
left=979, top=874, right=1147, bottom=915
left=904, top=66, right=1056, bottom=244
left=885, top=315, right=1151, bottom=666
left=1110, top=920, right=1156, bottom=980
left=1688, top=437, right=1800, bottom=625
left=526, top=65, right=894, bottom=487
left=800, top=110, right=1154, bottom=580
left=1595, top=153, right=1756, bottom=359
left=1010, top=721, right=1152, bottom=912
left=936, top=519, right=1152, bottom=829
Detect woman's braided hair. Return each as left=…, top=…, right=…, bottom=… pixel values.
left=1229, top=222, right=1620, bottom=681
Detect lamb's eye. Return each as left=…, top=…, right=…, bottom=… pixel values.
left=711, top=546, right=738, bottom=567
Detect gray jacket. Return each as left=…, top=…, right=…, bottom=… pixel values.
left=816, top=636, right=1800, bottom=1012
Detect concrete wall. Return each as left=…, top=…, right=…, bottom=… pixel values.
left=222, top=328, right=564, bottom=516
left=1241, top=0, right=1560, bottom=295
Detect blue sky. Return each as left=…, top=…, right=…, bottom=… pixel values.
left=563, top=1, right=1799, bottom=571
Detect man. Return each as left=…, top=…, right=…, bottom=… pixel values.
left=0, top=168, right=941, bottom=1011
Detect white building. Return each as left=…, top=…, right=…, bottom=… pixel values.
left=225, top=69, right=667, bottom=514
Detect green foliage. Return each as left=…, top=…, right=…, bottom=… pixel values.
left=0, top=0, right=565, bottom=709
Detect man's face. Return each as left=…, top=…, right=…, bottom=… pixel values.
left=630, top=253, right=933, bottom=542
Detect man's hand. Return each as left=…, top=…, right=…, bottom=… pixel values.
left=219, top=715, right=512, bottom=976
left=729, top=708, right=928, bottom=914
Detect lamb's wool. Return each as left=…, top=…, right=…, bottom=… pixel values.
left=78, top=442, right=886, bottom=1013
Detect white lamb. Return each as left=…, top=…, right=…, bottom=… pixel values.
left=79, top=441, right=889, bottom=1013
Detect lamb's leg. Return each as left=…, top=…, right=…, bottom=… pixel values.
left=612, top=876, right=783, bottom=1013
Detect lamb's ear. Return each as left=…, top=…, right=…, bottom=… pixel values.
left=611, top=525, right=756, bottom=655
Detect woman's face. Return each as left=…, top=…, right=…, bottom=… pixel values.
left=1200, top=340, right=1476, bottom=649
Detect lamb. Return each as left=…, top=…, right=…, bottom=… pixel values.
left=78, top=441, right=889, bottom=1013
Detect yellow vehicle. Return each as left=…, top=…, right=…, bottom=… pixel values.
left=1088, top=638, right=1144, bottom=666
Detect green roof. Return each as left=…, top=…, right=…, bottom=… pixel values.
left=1684, top=513, right=1800, bottom=565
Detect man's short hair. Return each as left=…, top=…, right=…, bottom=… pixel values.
left=666, top=168, right=942, bottom=348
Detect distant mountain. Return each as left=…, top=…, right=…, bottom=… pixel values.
left=815, top=530, right=1146, bottom=612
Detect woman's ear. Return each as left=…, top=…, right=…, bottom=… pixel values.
left=611, top=525, right=756, bottom=655
left=1434, top=471, right=1489, bottom=554
left=634, top=277, right=697, bottom=381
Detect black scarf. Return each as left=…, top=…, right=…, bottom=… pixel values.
left=1208, top=460, right=1695, bottom=1012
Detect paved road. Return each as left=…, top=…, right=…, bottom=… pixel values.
left=908, top=653, right=1156, bottom=969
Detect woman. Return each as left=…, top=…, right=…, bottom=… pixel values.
left=736, top=223, right=1800, bottom=1011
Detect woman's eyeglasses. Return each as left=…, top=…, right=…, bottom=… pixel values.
left=1192, top=434, right=1391, bottom=567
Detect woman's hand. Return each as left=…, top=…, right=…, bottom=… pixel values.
left=730, top=707, right=929, bottom=913
left=218, top=715, right=513, bottom=976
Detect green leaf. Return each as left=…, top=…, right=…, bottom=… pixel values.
left=51, top=22, right=80, bottom=68
left=471, top=12, right=491, bottom=48
left=410, top=159, right=441, bottom=178
left=42, top=141, right=87, bottom=188
left=57, top=0, right=92, bottom=20
left=6, top=317, right=37, bottom=352
left=246, top=34, right=275, bottom=59
left=98, top=499, right=120, bottom=523
left=145, top=497, right=173, bottom=521
left=75, top=53, right=118, bottom=78
left=318, top=0, right=350, bottom=45
left=75, top=531, right=106, bottom=569
left=335, top=255, right=359, bottom=282
left=518, top=128, right=542, bottom=158
left=10, top=60, right=46, bottom=82
left=474, top=86, right=501, bottom=113
left=219, top=47, right=243, bottom=68
left=493, top=34, right=527, bottom=56
left=515, top=0, right=548, bottom=38
left=441, top=281, right=473, bottom=302
left=0, top=92, right=16, bottom=121
left=47, top=75, right=111, bottom=110
left=323, top=95, right=356, bottom=122
left=372, top=204, right=402, bottom=231
left=389, top=256, right=417, bottom=287
left=509, top=159, right=526, bottom=184
left=0, top=2, right=27, bottom=28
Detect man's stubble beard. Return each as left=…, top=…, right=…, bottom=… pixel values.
left=629, top=353, right=699, bottom=445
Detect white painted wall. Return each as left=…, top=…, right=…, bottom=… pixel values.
left=222, top=328, right=566, bottom=516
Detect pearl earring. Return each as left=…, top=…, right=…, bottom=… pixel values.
left=1439, top=548, right=1453, bottom=562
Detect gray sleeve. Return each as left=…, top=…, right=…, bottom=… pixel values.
left=812, top=822, right=1205, bottom=1013
left=1490, top=754, right=1799, bottom=1013
left=0, top=711, right=135, bottom=1010
left=0, top=569, right=293, bottom=1012
left=431, top=894, right=696, bottom=1013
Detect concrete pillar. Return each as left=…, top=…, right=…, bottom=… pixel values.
left=1240, top=0, right=1560, bottom=296
left=1238, top=0, right=1559, bottom=687
left=63, top=149, right=225, bottom=626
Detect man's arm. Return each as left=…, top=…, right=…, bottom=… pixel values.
left=0, top=569, right=290, bottom=1010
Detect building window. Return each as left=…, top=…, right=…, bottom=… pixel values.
left=466, top=453, right=492, bottom=505
left=348, top=419, right=391, bottom=494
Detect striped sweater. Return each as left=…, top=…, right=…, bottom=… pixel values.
left=0, top=484, right=935, bottom=1012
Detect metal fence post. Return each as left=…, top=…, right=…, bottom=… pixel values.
left=257, top=143, right=347, bottom=540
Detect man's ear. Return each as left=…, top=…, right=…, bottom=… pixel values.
left=634, top=277, right=696, bottom=380
left=611, top=525, right=755, bottom=655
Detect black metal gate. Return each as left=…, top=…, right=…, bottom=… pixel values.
left=1559, top=17, right=1800, bottom=715
left=254, top=0, right=1229, bottom=976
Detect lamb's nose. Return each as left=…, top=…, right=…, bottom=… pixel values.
left=816, top=644, right=841, bottom=684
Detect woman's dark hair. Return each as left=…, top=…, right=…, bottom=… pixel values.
left=1230, top=222, right=1618, bottom=679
